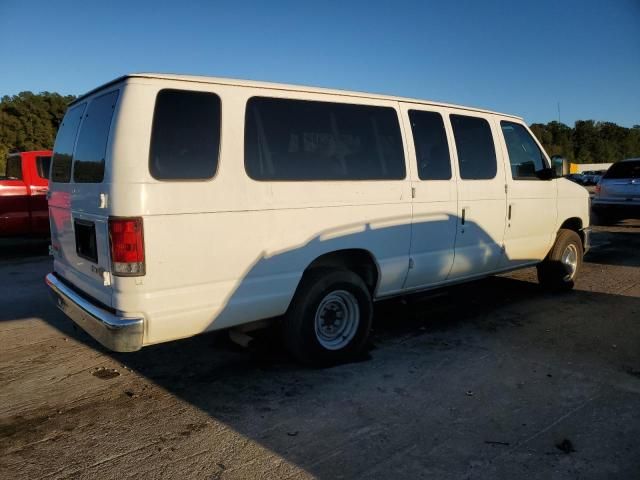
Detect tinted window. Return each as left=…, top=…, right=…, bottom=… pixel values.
left=451, top=115, right=497, bottom=180
left=4, top=155, right=22, bottom=179
left=73, top=91, right=119, bottom=183
left=501, top=121, right=546, bottom=179
left=245, top=97, right=405, bottom=180
left=409, top=110, right=451, bottom=180
left=36, top=155, right=51, bottom=179
left=149, top=89, right=221, bottom=180
left=604, top=160, right=640, bottom=179
left=51, top=104, right=86, bottom=183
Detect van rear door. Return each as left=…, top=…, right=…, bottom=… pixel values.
left=49, top=90, right=120, bottom=307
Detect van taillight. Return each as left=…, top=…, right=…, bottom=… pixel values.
left=108, top=217, right=145, bottom=276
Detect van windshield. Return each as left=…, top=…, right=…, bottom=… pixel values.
left=604, top=160, right=640, bottom=179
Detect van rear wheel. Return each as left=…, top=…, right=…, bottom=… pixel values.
left=537, top=229, right=583, bottom=291
left=283, top=269, right=372, bottom=366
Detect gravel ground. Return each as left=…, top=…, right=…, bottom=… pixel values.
left=1, top=221, right=639, bottom=479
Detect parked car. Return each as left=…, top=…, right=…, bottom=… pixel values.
left=582, top=170, right=607, bottom=186
left=46, top=74, right=591, bottom=365
left=592, top=158, right=640, bottom=221
left=592, top=170, right=607, bottom=185
left=565, top=173, right=586, bottom=184
left=0, top=150, right=52, bottom=237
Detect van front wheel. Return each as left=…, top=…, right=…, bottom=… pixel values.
left=283, top=269, right=373, bottom=366
left=537, top=229, right=583, bottom=291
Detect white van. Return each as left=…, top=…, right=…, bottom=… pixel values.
left=46, top=73, right=590, bottom=365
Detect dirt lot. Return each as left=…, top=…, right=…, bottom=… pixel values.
left=1, top=222, right=639, bottom=479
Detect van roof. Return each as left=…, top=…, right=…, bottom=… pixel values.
left=72, top=72, right=523, bottom=120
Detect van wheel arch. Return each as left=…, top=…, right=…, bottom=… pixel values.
left=558, top=217, right=584, bottom=247
left=295, top=249, right=380, bottom=299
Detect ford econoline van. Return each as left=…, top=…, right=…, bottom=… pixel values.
left=46, top=74, right=590, bottom=365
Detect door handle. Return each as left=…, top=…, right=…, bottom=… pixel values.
left=508, top=204, right=512, bottom=220
left=461, top=208, right=466, bottom=225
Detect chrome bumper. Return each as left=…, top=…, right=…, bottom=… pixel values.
left=46, top=273, right=144, bottom=352
left=581, top=227, right=591, bottom=254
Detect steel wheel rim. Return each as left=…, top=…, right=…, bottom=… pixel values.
left=561, top=243, right=579, bottom=281
left=314, top=290, right=360, bottom=350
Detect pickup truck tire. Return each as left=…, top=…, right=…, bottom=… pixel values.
left=537, top=229, right=583, bottom=292
left=283, top=268, right=373, bottom=366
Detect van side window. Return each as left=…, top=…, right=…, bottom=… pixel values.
left=149, top=89, right=221, bottom=180
left=408, top=110, right=451, bottom=180
left=450, top=115, right=497, bottom=180
left=36, top=156, right=51, bottom=179
left=500, top=121, right=547, bottom=179
left=73, top=90, right=119, bottom=183
left=245, top=97, right=405, bottom=181
left=51, top=104, right=86, bottom=183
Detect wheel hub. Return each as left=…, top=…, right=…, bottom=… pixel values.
left=314, top=290, right=360, bottom=350
left=561, top=243, right=578, bottom=281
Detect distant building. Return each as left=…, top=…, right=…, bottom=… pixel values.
left=570, top=163, right=613, bottom=173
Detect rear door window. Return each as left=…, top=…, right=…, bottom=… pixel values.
left=149, top=89, right=221, bottom=180
left=3, top=155, right=22, bottom=179
left=51, top=104, right=86, bottom=183
left=245, top=97, right=405, bottom=181
left=73, top=90, right=119, bottom=183
left=604, top=160, right=640, bottom=179
left=450, top=114, right=497, bottom=180
left=408, top=110, right=451, bottom=180
left=36, top=155, right=51, bottom=179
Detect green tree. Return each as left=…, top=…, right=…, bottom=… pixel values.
left=0, top=91, right=76, bottom=173
left=531, top=119, right=640, bottom=165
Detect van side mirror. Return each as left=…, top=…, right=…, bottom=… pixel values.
left=535, top=167, right=555, bottom=180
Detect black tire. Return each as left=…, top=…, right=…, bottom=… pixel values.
left=283, top=268, right=373, bottom=366
left=537, top=229, right=583, bottom=292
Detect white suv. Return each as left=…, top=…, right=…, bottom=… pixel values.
left=593, top=159, right=640, bottom=222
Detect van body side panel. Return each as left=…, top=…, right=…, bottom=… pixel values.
left=399, top=104, right=458, bottom=289
left=104, top=81, right=412, bottom=345
left=446, top=111, right=508, bottom=280
left=556, top=179, right=590, bottom=231
left=496, top=118, right=557, bottom=266
left=134, top=204, right=408, bottom=345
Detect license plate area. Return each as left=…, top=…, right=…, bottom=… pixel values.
left=74, top=219, right=98, bottom=263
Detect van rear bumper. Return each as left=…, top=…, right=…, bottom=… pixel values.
left=45, top=272, right=144, bottom=352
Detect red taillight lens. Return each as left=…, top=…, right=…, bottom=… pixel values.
left=108, top=217, right=145, bottom=276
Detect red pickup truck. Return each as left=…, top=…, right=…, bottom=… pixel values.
left=0, top=150, right=52, bottom=237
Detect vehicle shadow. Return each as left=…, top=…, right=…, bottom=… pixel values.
left=18, top=218, right=640, bottom=477
left=38, top=271, right=640, bottom=478
left=0, top=238, right=49, bottom=261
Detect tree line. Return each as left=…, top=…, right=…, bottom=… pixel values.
left=0, top=91, right=76, bottom=174
left=530, top=120, right=640, bottom=164
left=1, top=91, right=639, bottom=174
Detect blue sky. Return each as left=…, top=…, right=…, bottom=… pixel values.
left=1, top=0, right=638, bottom=126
